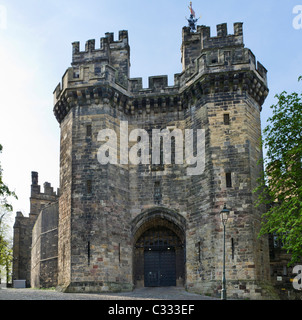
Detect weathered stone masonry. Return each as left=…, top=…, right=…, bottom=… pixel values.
left=51, top=22, right=272, bottom=298
left=12, top=172, right=59, bottom=287
left=13, top=22, right=280, bottom=299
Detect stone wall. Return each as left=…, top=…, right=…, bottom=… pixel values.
left=12, top=172, right=59, bottom=287
left=12, top=212, right=37, bottom=287
left=184, top=94, right=271, bottom=299
left=31, top=202, right=58, bottom=288
left=52, top=22, right=273, bottom=299
left=57, top=111, right=73, bottom=289
left=57, top=104, right=133, bottom=293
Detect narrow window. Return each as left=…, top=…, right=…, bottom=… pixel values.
left=197, top=241, right=201, bottom=262
left=171, top=136, right=175, bottom=164
left=87, top=241, right=91, bottom=266
left=154, top=181, right=162, bottom=204
left=224, top=113, right=230, bottom=125
left=226, top=172, right=232, bottom=188
left=118, top=243, right=121, bottom=264
left=231, top=238, right=235, bottom=260
left=62, top=244, right=66, bottom=268
left=86, top=124, right=92, bottom=137
left=87, top=180, right=92, bottom=194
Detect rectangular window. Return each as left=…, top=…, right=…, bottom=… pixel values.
left=87, top=241, right=91, bottom=266
left=118, top=243, right=121, bottom=264
left=86, top=124, right=92, bottom=137
left=197, top=241, right=201, bottom=262
left=154, top=181, right=162, bottom=204
left=224, top=113, right=230, bottom=125
left=87, top=180, right=92, bottom=194
left=226, top=172, right=232, bottom=188
left=231, top=238, right=235, bottom=260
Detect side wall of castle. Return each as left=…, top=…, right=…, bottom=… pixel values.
left=12, top=172, right=59, bottom=287
left=12, top=212, right=37, bottom=287
left=31, top=202, right=59, bottom=288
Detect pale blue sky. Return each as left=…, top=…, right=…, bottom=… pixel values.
left=0, top=0, right=301, bottom=218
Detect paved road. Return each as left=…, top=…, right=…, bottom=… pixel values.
left=0, top=286, right=218, bottom=300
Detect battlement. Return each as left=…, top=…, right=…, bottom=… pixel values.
left=72, top=30, right=129, bottom=67
left=72, top=30, right=128, bottom=55
left=182, top=22, right=243, bottom=48
left=181, top=22, right=267, bottom=85
left=128, top=75, right=178, bottom=93
left=30, top=171, right=59, bottom=215
left=181, top=22, right=244, bottom=71
left=31, top=171, right=59, bottom=196
left=53, top=23, right=268, bottom=122
left=69, top=30, right=130, bottom=90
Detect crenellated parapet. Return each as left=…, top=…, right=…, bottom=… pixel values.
left=71, top=30, right=129, bottom=64
left=180, top=22, right=267, bottom=84
left=30, top=171, right=59, bottom=215
left=53, top=23, right=269, bottom=123
left=181, top=23, right=243, bottom=72
left=71, top=30, right=130, bottom=88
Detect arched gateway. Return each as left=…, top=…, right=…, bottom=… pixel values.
left=132, top=208, right=186, bottom=288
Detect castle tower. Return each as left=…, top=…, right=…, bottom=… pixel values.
left=12, top=172, right=59, bottom=287
left=53, top=23, right=271, bottom=298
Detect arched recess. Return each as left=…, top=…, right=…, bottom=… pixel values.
left=132, top=207, right=186, bottom=288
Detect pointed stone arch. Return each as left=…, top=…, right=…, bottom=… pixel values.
left=132, top=207, right=186, bottom=243
left=132, top=207, right=186, bottom=288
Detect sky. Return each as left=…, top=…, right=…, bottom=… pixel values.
left=0, top=0, right=301, bottom=227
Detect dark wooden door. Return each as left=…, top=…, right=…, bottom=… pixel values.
left=144, top=249, right=176, bottom=287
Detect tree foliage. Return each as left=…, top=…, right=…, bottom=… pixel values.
left=0, top=143, right=17, bottom=283
left=0, top=210, right=13, bottom=284
left=0, top=144, right=17, bottom=211
left=256, top=77, right=302, bottom=265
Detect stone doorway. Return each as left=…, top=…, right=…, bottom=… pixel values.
left=133, top=218, right=185, bottom=288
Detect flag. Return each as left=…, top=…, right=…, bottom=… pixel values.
left=189, top=2, right=196, bottom=17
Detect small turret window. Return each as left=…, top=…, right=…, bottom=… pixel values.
left=87, top=180, right=92, bottom=194
left=226, top=172, right=232, bottom=188
left=224, top=114, right=230, bottom=125
left=154, top=181, right=162, bottom=204
left=86, top=124, right=92, bottom=137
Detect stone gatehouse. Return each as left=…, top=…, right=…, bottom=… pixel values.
left=13, top=22, right=287, bottom=299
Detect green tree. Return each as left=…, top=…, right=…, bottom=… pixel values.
left=0, top=218, right=13, bottom=285
left=0, top=144, right=17, bottom=284
left=0, top=144, right=17, bottom=211
left=256, top=77, right=302, bottom=265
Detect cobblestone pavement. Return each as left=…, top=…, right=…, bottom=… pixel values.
left=0, top=286, right=218, bottom=300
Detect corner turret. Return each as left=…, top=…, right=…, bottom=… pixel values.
left=181, top=22, right=244, bottom=71
left=71, top=30, right=130, bottom=87
left=30, top=171, right=59, bottom=215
